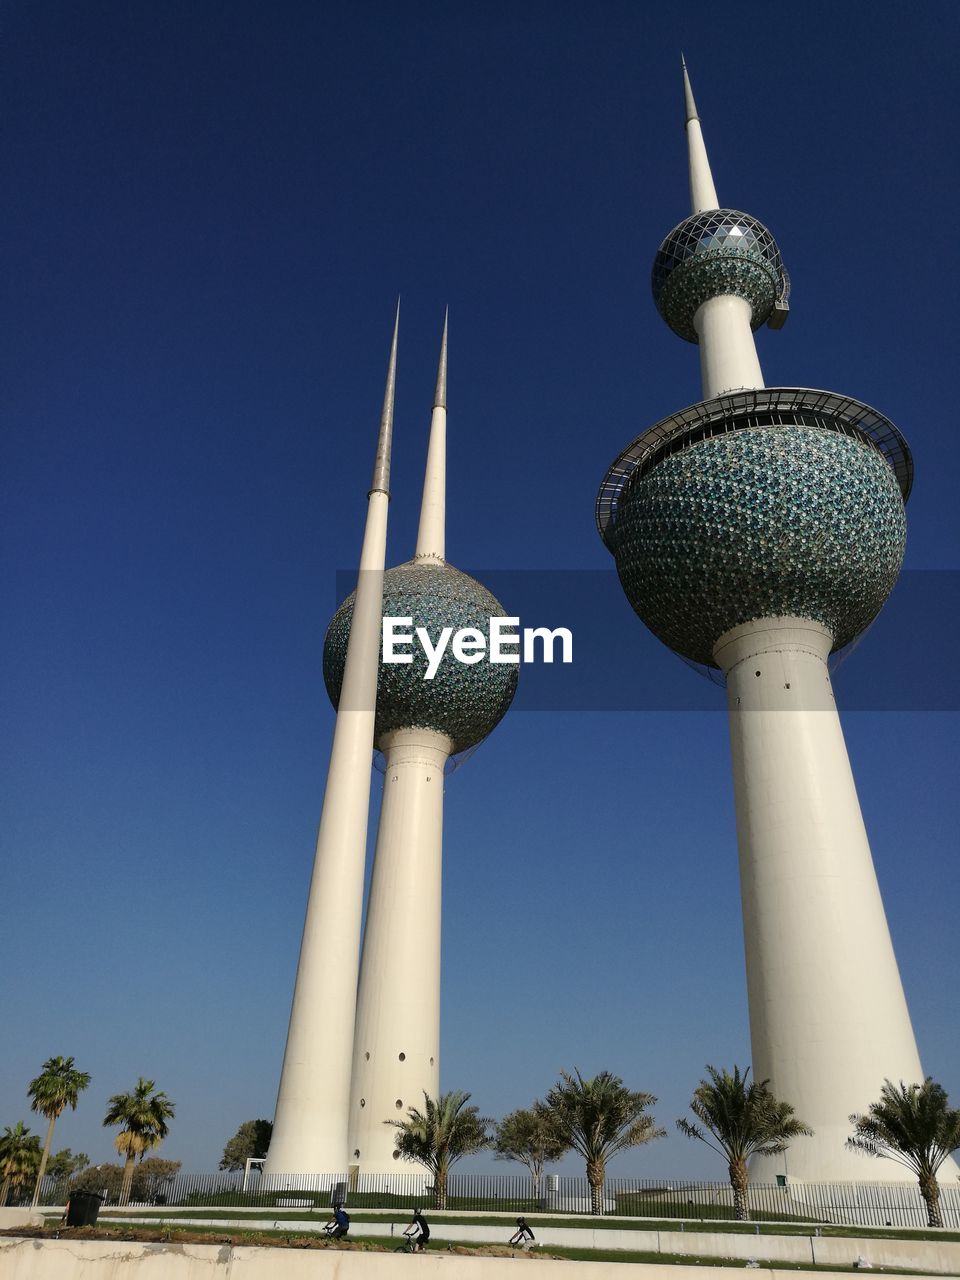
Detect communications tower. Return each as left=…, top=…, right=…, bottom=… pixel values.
left=324, top=316, right=518, bottom=1175
left=597, top=65, right=948, bottom=1182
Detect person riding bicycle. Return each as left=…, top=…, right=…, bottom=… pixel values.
left=323, top=1204, right=350, bottom=1239
left=509, top=1216, right=536, bottom=1249
left=403, top=1207, right=429, bottom=1251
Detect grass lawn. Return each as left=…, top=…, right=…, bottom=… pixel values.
left=10, top=1223, right=953, bottom=1273
left=86, top=1207, right=960, bottom=1245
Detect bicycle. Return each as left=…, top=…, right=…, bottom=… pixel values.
left=395, top=1230, right=427, bottom=1253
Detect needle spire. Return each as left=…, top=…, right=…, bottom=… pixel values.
left=681, top=57, right=719, bottom=213
left=415, top=309, right=448, bottom=561
left=370, top=298, right=400, bottom=496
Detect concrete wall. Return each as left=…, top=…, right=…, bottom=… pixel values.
left=0, top=1212, right=41, bottom=1231
left=811, top=1235, right=960, bottom=1274
left=0, top=1238, right=944, bottom=1280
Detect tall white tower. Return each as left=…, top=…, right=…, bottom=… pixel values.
left=597, top=65, right=954, bottom=1183
left=323, top=316, right=518, bottom=1175
left=264, top=308, right=399, bottom=1181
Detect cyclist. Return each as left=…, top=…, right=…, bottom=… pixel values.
left=509, top=1217, right=536, bottom=1249
left=323, top=1204, right=350, bottom=1239
left=403, top=1207, right=430, bottom=1251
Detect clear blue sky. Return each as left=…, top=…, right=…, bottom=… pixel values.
left=2, top=0, right=958, bottom=1180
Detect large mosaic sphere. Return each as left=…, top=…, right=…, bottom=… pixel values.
left=652, top=209, right=786, bottom=343
left=323, top=560, right=518, bottom=753
left=607, top=425, right=906, bottom=666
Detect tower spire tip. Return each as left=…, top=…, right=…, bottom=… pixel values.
left=682, top=57, right=699, bottom=124
left=371, top=303, right=399, bottom=495
left=434, top=308, right=448, bottom=409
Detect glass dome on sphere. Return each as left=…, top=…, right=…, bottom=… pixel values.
left=323, top=560, right=518, bottom=754
left=652, top=209, right=788, bottom=342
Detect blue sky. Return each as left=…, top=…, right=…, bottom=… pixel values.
left=2, top=0, right=958, bottom=1180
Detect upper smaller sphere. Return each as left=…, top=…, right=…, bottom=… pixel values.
left=652, top=209, right=786, bottom=343
left=323, top=560, right=518, bottom=754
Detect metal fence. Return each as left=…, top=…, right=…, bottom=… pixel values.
left=35, top=1170, right=960, bottom=1229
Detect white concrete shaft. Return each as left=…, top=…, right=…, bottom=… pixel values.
left=694, top=295, right=765, bottom=399
left=349, top=727, right=452, bottom=1172
left=713, top=617, right=943, bottom=1184
left=686, top=116, right=719, bottom=213
left=264, top=491, right=389, bottom=1180
left=414, top=403, right=445, bottom=563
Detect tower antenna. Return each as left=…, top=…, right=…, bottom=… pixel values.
left=682, top=57, right=719, bottom=213
left=415, top=308, right=448, bottom=562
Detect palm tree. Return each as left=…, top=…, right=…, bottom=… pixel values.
left=494, top=1107, right=570, bottom=1200
left=677, top=1065, right=812, bottom=1221
left=386, top=1090, right=491, bottom=1209
left=27, top=1055, right=91, bottom=1207
left=536, top=1069, right=664, bottom=1215
left=0, top=1123, right=43, bottom=1207
left=848, top=1078, right=960, bottom=1228
left=103, top=1078, right=176, bottom=1206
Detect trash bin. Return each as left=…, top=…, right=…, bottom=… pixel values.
left=66, top=1191, right=103, bottom=1227
left=331, top=1180, right=348, bottom=1207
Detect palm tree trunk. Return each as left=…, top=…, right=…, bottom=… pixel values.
left=30, top=1114, right=57, bottom=1208
left=434, top=1162, right=447, bottom=1211
left=586, top=1158, right=605, bottom=1216
left=119, top=1154, right=136, bottom=1206
left=918, top=1172, right=942, bottom=1229
left=728, top=1157, right=749, bottom=1222
left=0, top=1176, right=10, bottom=1207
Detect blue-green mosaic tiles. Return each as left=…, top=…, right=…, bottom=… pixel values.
left=609, top=426, right=906, bottom=666
left=652, top=210, right=786, bottom=343
left=323, top=561, right=518, bottom=753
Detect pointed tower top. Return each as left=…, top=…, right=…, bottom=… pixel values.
left=433, top=306, right=448, bottom=409
left=370, top=298, right=400, bottom=496
left=415, top=311, right=447, bottom=562
left=681, top=55, right=699, bottom=123
left=680, top=59, right=719, bottom=214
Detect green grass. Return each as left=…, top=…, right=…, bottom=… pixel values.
left=89, top=1207, right=960, bottom=1244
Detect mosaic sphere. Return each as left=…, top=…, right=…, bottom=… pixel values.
left=652, top=209, right=786, bottom=343
left=608, top=426, right=906, bottom=666
left=323, top=560, right=518, bottom=753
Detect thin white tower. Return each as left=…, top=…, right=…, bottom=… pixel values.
left=348, top=316, right=449, bottom=1175
left=597, top=65, right=954, bottom=1182
left=323, top=315, right=517, bottom=1176
left=264, top=307, right=399, bottom=1181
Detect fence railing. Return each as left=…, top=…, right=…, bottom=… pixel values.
left=33, top=1170, right=960, bottom=1230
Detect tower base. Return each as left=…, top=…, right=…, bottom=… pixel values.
left=715, top=617, right=956, bottom=1184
